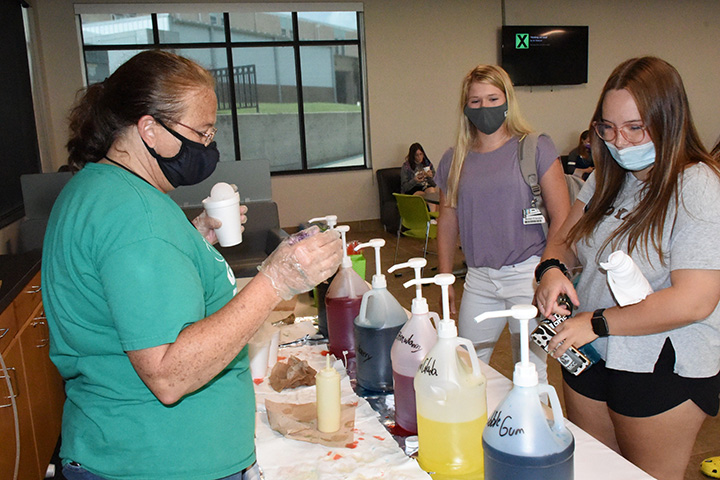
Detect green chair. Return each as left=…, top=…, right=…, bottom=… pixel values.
left=392, top=193, right=439, bottom=264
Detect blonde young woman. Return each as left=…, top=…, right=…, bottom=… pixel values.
left=435, top=65, right=570, bottom=383
left=535, top=57, right=720, bottom=480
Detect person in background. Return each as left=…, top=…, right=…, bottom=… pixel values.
left=400, top=142, right=438, bottom=211
left=434, top=64, right=571, bottom=384
left=535, top=56, right=720, bottom=480
left=568, top=129, right=594, bottom=180
left=42, top=50, right=342, bottom=480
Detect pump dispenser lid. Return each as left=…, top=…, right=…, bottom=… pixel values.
left=391, top=257, right=429, bottom=315
left=335, top=225, right=353, bottom=268
left=475, top=305, right=539, bottom=387
left=355, top=239, right=387, bottom=288
left=309, top=215, right=338, bottom=230
left=411, top=273, right=456, bottom=337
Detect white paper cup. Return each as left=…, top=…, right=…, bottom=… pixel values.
left=248, top=339, right=270, bottom=380
left=202, top=191, right=242, bottom=247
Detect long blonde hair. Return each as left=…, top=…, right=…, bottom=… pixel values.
left=445, top=65, right=532, bottom=207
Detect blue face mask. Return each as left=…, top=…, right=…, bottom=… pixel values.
left=604, top=140, right=656, bottom=171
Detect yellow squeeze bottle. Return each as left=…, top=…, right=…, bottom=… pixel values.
left=414, top=274, right=487, bottom=480
left=316, top=355, right=341, bottom=433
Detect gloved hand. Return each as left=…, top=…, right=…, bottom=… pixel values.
left=258, top=226, right=342, bottom=300
left=192, top=205, right=248, bottom=245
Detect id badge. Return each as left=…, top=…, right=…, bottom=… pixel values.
left=522, top=207, right=546, bottom=225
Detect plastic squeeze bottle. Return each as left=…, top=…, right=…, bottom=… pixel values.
left=316, top=354, right=341, bottom=433
left=600, top=250, right=654, bottom=306
left=324, top=224, right=369, bottom=371
left=477, top=305, right=574, bottom=480
left=353, top=239, right=408, bottom=392
left=387, top=257, right=439, bottom=434
left=308, top=215, right=338, bottom=338
left=414, top=273, right=486, bottom=480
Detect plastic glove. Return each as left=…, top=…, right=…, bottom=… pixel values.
left=258, top=225, right=342, bottom=300
left=192, top=205, right=248, bottom=245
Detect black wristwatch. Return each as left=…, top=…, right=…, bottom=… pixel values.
left=534, top=258, right=568, bottom=283
left=591, top=309, right=610, bottom=337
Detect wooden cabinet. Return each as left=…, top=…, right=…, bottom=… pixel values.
left=0, top=271, right=65, bottom=480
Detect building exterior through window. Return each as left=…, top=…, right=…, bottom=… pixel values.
left=76, top=6, right=368, bottom=174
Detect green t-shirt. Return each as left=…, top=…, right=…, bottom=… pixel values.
left=42, top=163, right=255, bottom=480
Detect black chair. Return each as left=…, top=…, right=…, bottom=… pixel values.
left=376, top=167, right=401, bottom=232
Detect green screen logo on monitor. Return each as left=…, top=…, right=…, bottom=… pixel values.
left=516, top=33, right=529, bottom=49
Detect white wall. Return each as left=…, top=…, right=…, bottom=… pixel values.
left=15, top=0, right=720, bottom=235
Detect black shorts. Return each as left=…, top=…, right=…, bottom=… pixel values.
left=562, top=338, right=720, bottom=417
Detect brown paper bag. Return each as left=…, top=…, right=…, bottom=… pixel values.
left=268, top=355, right=317, bottom=392
left=265, top=399, right=357, bottom=448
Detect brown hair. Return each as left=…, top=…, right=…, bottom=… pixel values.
left=66, top=50, right=214, bottom=169
left=568, top=56, right=718, bottom=261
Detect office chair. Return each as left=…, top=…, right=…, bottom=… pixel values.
left=392, top=193, right=439, bottom=265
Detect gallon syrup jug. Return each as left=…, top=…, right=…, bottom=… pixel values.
left=308, top=215, right=338, bottom=338
left=325, top=224, right=369, bottom=370
left=353, top=239, right=408, bottom=392
left=388, top=257, right=439, bottom=434
left=476, top=305, right=574, bottom=480
left=415, top=273, right=486, bottom=480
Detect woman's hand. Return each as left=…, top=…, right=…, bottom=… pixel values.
left=258, top=226, right=343, bottom=300
left=534, top=268, right=579, bottom=319
left=192, top=205, right=248, bottom=245
left=546, top=311, right=597, bottom=358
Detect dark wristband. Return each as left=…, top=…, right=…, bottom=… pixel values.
left=534, top=258, right=568, bottom=283
left=591, top=308, right=610, bottom=337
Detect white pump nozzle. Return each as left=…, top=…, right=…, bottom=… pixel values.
left=411, top=273, right=456, bottom=337
left=308, top=215, right=338, bottom=230
left=475, top=305, right=539, bottom=387
left=354, top=238, right=387, bottom=288
left=335, top=225, right=352, bottom=268
left=390, top=257, right=428, bottom=314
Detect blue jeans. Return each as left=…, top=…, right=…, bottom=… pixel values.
left=62, top=462, right=260, bottom=480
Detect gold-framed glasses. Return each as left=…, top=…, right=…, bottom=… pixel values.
left=593, top=121, right=648, bottom=145
left=173, top=120, right=218, bottom=147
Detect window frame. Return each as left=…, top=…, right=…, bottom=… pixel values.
left=74, top=4, right=370, bottom=176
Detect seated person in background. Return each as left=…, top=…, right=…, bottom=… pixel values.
left=401, top=142, right=438, bottom=210
left=567, top=130, right=594, bottom=180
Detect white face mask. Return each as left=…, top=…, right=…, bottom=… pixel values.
left=604, top=141, right=656, bottom=171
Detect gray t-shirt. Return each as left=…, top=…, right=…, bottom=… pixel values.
left=576, top=164, right=720, bottom=377
left=435, top=135, right=558, bottom=269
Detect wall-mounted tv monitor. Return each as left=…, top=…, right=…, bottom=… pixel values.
left=501, top=26, right=588, bottom=86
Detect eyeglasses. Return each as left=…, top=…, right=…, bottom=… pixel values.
left=173, top=120, right=218, bottom=147
left=593, top=121, right=648, bottom=145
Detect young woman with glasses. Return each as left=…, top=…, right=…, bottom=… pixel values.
left=535, top=56, right=720, bottom=480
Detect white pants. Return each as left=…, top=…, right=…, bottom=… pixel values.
left=458, top=255, right=548, bottom=384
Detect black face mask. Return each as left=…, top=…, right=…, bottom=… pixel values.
left=143, top=119, right=219, bottom=187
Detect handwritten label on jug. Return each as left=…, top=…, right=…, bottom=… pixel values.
left=418, top=357, right=438, bottom=376
left=356, top=346, right=372, bottom=363
left=487, top=411, right=525, bottom=437
left=395, top=332, right=422, bottom=353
